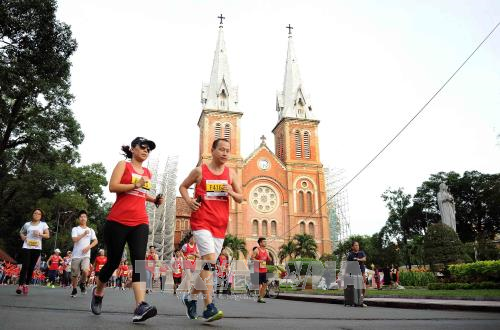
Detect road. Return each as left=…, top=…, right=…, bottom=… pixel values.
left=0, top=286, right=499, bottom=329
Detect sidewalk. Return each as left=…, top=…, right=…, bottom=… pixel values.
left=277, top=293, right=500, bottom=313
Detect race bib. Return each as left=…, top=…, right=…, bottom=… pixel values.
left=205, top=179, right=228, bottom=200
left=131, top=173, right=152, bottom=191
left=260, top=261, right=267, bottom=267
left=27, top=239, right=40, bottom=247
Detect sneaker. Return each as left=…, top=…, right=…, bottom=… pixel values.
left=16, top=285, right=22, bottom=294
left=132, top=301, right=157, bottom=323
left=22, top=285, right=29, bottom=295
left=90, top=287, right=103, bottom=315
left=80, top=283, right=87, bottom=295
left=182, top=294, right=198, bottom=320
left=202, top=303, right=223, bottom=322
left=71, top=288, right=78, bottom=297
left=362, top=303, right=368, bottom=307
left=257, top=297, right=266, bottom=303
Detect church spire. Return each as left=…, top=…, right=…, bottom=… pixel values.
left=201, top=15, right=239, bottom=112
left=276, top=25, right=314, bottom=120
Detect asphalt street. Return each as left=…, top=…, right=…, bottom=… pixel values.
left=0, top=286, right=499, bottom=329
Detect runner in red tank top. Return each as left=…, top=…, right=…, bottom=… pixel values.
left=179, top=138, right=243, bottom=322
left=90, top=137, right=164, bottom=323
left=252, top=237, right=271, bottom=303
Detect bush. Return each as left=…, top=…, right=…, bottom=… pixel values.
left=399, top=271, right=436, bottom=286
left=287, top=258, right=322, bottom=276
left=448, top=260, right=500, bottom=283
left=423, top=223, right=470, bottom=269
left=428, top=282, right=500, bottom=290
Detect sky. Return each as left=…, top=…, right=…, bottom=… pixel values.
left=56, top=0, right=500, bottom=237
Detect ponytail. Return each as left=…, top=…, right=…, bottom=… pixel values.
left=121, top=145, right=133, bottom=159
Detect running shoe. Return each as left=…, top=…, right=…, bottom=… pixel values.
left=80, top=283, right=87, bottom=295
left=90, top=286, right=103, bottom=315
left=71, top=288, right=78, bottom=297
left=202, top=303, right=223, bottom=322
left=22, top=285, right=29, bottom=295
left=132, top=301, right=157, bottom=323
left=257, top=297, right=266, bottom=303
left=16, top=285, right=22, bottom=294
left=181, top=294, right=198, bottom=320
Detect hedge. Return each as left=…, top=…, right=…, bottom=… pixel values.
left=399, top=271, right=436, bottom=286
left=428, top=282, right=500, bottom=290
left=448, top=260, right=500, bottom=283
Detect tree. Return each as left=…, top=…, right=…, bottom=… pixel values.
left=293, top=234, right=317, bottom=259
left=223, top=234, right=248, bottom=260
left=278, top=240, right=296, bottom=263
left=423, top=223, right=470, bottom=270
left=0, top=1, right=107, bottom=259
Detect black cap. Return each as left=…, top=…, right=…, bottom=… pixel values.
left=131, top=137, right=156, bottom=151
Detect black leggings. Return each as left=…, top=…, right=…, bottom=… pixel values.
left=98, top=220, right=148, bottom=283
left=19, top=248, right=41, bottom=285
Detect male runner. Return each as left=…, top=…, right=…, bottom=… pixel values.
left=251, top=237, right=271, bottom=303
left=70, top=210, right=98, bottom=297
left=179, top=138, right=243, bottom=322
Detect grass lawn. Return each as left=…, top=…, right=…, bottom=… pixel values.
left=281, top=287, right=500, bottom=299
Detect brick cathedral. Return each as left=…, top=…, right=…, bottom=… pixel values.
left=175, top=22, right=332, bottom=261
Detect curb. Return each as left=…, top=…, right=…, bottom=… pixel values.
left=276, top=294, right=500, bottom=313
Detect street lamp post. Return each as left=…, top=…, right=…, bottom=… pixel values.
left=54, top=210, right=73, bottom=251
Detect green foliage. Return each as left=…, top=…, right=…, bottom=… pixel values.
left=428, top=282, right=500, bottom=290
left=448, top=260, right=500, bottom=283
left=293, top=234, right=317, bottom=258
left=0, top=1, right=107, bottom=259
left=286, top=258, right=322, bottom=276
left=223, top=234, right=248, bottom=260
left=319, top=253, right=336, bottom=262
left=278, top=240, right=296, bottom=263
left=398, top=271, right=436, bottom=286
left=424, top=223, right=470, bottom=269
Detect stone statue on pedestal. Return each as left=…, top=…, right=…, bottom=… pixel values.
left=437, top=182, right=456, bottom=232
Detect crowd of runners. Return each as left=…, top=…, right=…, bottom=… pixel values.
left=6, top=137, right=279, bottom=324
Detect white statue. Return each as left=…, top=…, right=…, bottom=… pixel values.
left=437, top=183, right=456, bottom=232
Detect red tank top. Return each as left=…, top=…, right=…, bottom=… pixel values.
left=183, top=243, right=198, bottom=270
left=107, top=162, right=152, bottom=226
left=256, top=248, right=269, bottom=273
left=190, top=164, right=231, bottom=238
left=173, top=257, right=183, bottom=278
left=95, top=256, right=107, bottom=272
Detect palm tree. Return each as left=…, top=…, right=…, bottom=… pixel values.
left=278, top=240, right=296, bottom=263
left=293, top=234, right=317, bottom=259
left=223, top=234, right=248, bottom=260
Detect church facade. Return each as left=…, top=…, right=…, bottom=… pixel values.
left=175, top=22, right=332, bottom=261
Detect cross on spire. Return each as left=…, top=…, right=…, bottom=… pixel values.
left=218, top=14, right=225, bottom=27
left=286, top=24, right=293, bottom=35
left=260, top=135, right=267, bottom=145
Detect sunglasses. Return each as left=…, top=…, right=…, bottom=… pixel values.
left=137, top=144, right=151, bottom=152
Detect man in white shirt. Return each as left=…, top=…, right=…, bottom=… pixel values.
left=70, top=210, right=98, bottom=297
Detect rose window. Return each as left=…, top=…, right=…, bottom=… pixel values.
left=250, top=186, right=278, bottom=213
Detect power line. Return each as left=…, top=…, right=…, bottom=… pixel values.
left=271, top=20, right=500, bottom=245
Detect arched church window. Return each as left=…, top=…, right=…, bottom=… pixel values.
left=262, top=220, right=268, bottom=236
left=298, top=191, right=304, bottom=213
left=271, top=220, right=277, bottom=236
left=219, top=89, right=227, bottom=109
left=306, top=191, right=313, bottom=213
left=224, top=123, right=231, bottom=140
left=300, top=222, right=305, bottom=234
left=308, top=222, right=315, bottom=238
left=215, top=123, right=221, bottom=139
left=252, top=219, right=258, bottom=236
left=295, top=130, right=302, bottom=158
left=304, top=131, right=310, bottom=159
